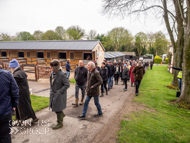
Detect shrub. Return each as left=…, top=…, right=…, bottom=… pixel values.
left=154, top=56, right=162, bottom=64
left=165, top=58, right=169, bottom=64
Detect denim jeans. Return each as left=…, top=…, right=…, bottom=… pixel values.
left=82, top=95, right=102, bottom=116
left=66, top=71, right=70, bottom=79
left=107, top=77, right=111, bottom=89
left=110, top=75, right=114, bottom=87
left=75, top=84, right=86, bottom=98
left=178, top=78, right=182, bottom=91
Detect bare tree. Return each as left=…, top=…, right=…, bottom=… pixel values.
left=102, top=0, right=190, bottom=103
left=87, top=30, right=97, bottom=40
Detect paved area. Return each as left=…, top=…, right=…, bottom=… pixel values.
left=28, top=79, right=76, bottom=97
left=12, top=80, right=135, bottom=143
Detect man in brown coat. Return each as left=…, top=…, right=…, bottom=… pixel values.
left=132, top=61, right=145, bottom=96
left=78, top=61, right=103, bottom=119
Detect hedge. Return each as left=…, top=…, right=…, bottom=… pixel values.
left=154, top=56, right=162, bottom=64
left=165, top=58, right=169, bottom=64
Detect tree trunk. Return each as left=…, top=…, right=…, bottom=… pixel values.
left=163, top=0, right=179, bottom=86
left=176, top=0, right=190, bottom=103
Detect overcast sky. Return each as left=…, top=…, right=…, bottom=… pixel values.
left=0, top=0, right=167, bottom=37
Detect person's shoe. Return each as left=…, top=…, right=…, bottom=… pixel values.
left=94, top=113, right=103, bottom=117
left=131, top=83, right=133, bottom=87
left=124, top=88, right=127, bottom=91
left=106, top=91, right=108, bottom=95
left=52, top=123, right=63, bottom=130
left=79, top=97, right=85, bottom=105
left=78, top=114, right=86, bottom=119
left=108, top=88, right=110, bottom=91
left=100, top=93, right=104, bottom=97
left=136, top=93, right=139, bottom=96
left=31, top=117, right=39, bottom=124
left=72, top=98, right=79, bottom=106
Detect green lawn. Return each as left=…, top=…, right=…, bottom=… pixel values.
left=12, top=95, right=49, bottom=120
left=117, top=65, right=190, bottom=143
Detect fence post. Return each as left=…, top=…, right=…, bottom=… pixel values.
left=34, top=65, right=38, bottom=81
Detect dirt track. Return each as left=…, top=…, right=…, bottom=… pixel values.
left=11, top=80, right=144, bottom=143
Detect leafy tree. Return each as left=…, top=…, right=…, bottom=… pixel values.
left=55, top=26, right=66, bottom=40
left=16, top=31, right=35, bottom=41
left=33, top=30, right=43, bottom=40
left=107, top=27, right=133, bottom=51
left=153, top=31, right=168, bottom=55
left=42, top=30, right=62, bottom=40
left=66, top=26, right=85, bottom=40
left=95, top=34, right=114, bottom=51
left=0, top=33, right=11, bottom=41
left=134, top=32, right=147, bottom=57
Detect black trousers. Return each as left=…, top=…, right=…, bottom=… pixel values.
left=101, top=81, right=107, bottom=93
left=135, top=80, right=141, bottom=94
left=120, top=73, right=123, bottom=81
left=150, top=65, right=153, bottom=70
left=123, top=79, right=128, bottom=89
left=0, top=112, right=12, bottom=143
left=114, top=74, right=119, bottom=84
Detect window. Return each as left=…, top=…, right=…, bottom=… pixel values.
left=58, top=52, right=66, bottom=59
left=70, top=52, right=74, bottom=59
left=18, top=52, right=24, bottom=58
left=47, top=52, right=51, bottom=59
left=27, top=52, right=30, bottom=58
left=37, top=52, right=44, bottom=58
left=83, top=53, right=92, bottom=60
left=1, top=51, right=7, bottom=57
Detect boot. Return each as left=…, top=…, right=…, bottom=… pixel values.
left=100, top=93, right=104, bottom=97
left=131, top=82, right=133, bottom=87
left=79, top=97, right=85, bottom=105
left=72, top=98, right=79, bottom=106
left=52, top=112, right=63, bottom=130
left=106, top=91, right=108, bottom=95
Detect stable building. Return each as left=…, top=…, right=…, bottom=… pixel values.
left=0, top=40, right=105, bottom=66
left=104, top=52, right=126, bottom=62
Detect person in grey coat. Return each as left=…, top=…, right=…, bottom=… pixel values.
left=122, top=64, right=129, bottom=91
left=49, top=59, right=70, bottom=130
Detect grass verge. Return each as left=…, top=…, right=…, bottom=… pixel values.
left=70, top=78, right=76, bottom=84
left=117, top=65, right=190, bottom=143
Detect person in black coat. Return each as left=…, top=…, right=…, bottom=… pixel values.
left=114, top=63, right=120, bottom=85
left=105, top=61, right=111, bottom=90
left=109, top=61, right=115, bottom=89
left=9, top=59, right=39, bottom=125
left=72, top=60, right=88, bottom=106
left=95, top=62, right=101, bottom=73
left=122, top=64, right=129, bottom=91
left=100, top=62, right=108, bottom=97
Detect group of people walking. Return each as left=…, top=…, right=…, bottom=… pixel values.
left=0, top=58, right=149, bottom=143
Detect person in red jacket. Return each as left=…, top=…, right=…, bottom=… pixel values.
left=129, top=62, right=136, bottom=87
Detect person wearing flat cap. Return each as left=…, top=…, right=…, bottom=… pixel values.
left=49, top=59, right=70, bottom=130
left=9, top=59, right=39, bottom=125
